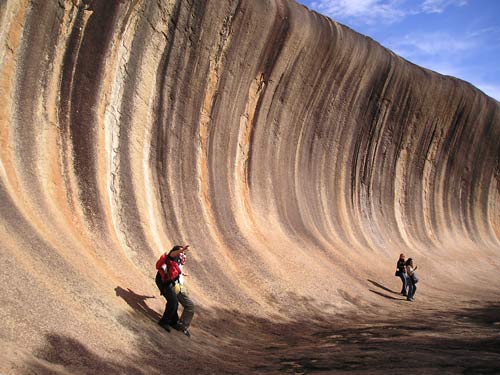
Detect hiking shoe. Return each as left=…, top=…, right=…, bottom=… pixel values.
left=158, top=321, right=171, bottom=332
left=182, top=328, right=191, bottom=337
left=406, top=298, right=413, bottom=302
left=170, top=322, right=185, bottom=331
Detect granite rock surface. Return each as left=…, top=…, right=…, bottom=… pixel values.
left=1, top=0, right=499, bottom=373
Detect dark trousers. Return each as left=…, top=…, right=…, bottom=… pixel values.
left=399, top=273, right=408, bottom=295
left=177, top=291, right=195, bottom=328
left=156, top=273, right=178, bottom=325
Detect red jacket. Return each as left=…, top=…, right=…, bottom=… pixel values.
left=156, top=253, right=181, bottom=282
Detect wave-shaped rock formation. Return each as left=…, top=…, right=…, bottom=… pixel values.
left=1, top=0, right=499, bottom=373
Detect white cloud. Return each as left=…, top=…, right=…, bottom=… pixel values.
left=421, top=0, right=467, bottom=14
left=308, top=0, right=469, bottom=25
left=383, top=31, right=481, bottom=83
left=383, top=31, right=500, bottom=101
left=465, top=27, right=500, bottom=44
left=386, top=32, right=477, bottom=57
left=309, top=0, right=409, bottom=24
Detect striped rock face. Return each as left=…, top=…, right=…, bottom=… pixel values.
left=1, top=0, right=499, bottom=373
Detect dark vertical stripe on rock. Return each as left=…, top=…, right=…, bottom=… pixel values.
left=68, top=0, right=122, bottom=227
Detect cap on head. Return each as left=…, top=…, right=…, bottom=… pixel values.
left=172, top=245, right=183, bottom=252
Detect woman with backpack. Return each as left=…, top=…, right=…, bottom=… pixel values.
left=155, top=245, right=189, bottom=332
left=395, top=253, right=408, bottom=297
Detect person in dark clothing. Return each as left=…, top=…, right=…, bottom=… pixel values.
left=155, top=245, right=189, bottom=332
left=395, top=253, right=408, bottom=297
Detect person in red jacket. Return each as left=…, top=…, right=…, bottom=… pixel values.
left=155, top=245, right=189, bottom=332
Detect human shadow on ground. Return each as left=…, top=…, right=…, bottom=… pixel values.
left=367, top=279, right=405, bottom=300
left=367, top=279, right=399, bottom=294
left=25, top=294, right=500, bottom=375
left=369, top=289, right=404, bottom=300
left=114, top=286, right=161, bottom=322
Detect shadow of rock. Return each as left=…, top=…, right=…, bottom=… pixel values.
left=457, top=303, right=500, bottom=327
left=24, top=297, right=500, bottom=374
left=26, top=333, right=147, bottom=375
left=259, top=300, right=500, bottom=374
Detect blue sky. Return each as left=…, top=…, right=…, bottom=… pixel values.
left=296, top=0, right=500, bottom=101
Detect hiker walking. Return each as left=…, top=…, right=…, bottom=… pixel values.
left=405, top=258, right=418, bottom=302
left=395, top=253, right=408, bottom=297
left=155, top=245, right=189, bottom=332
left=171, top=249, right=195, bottom=337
